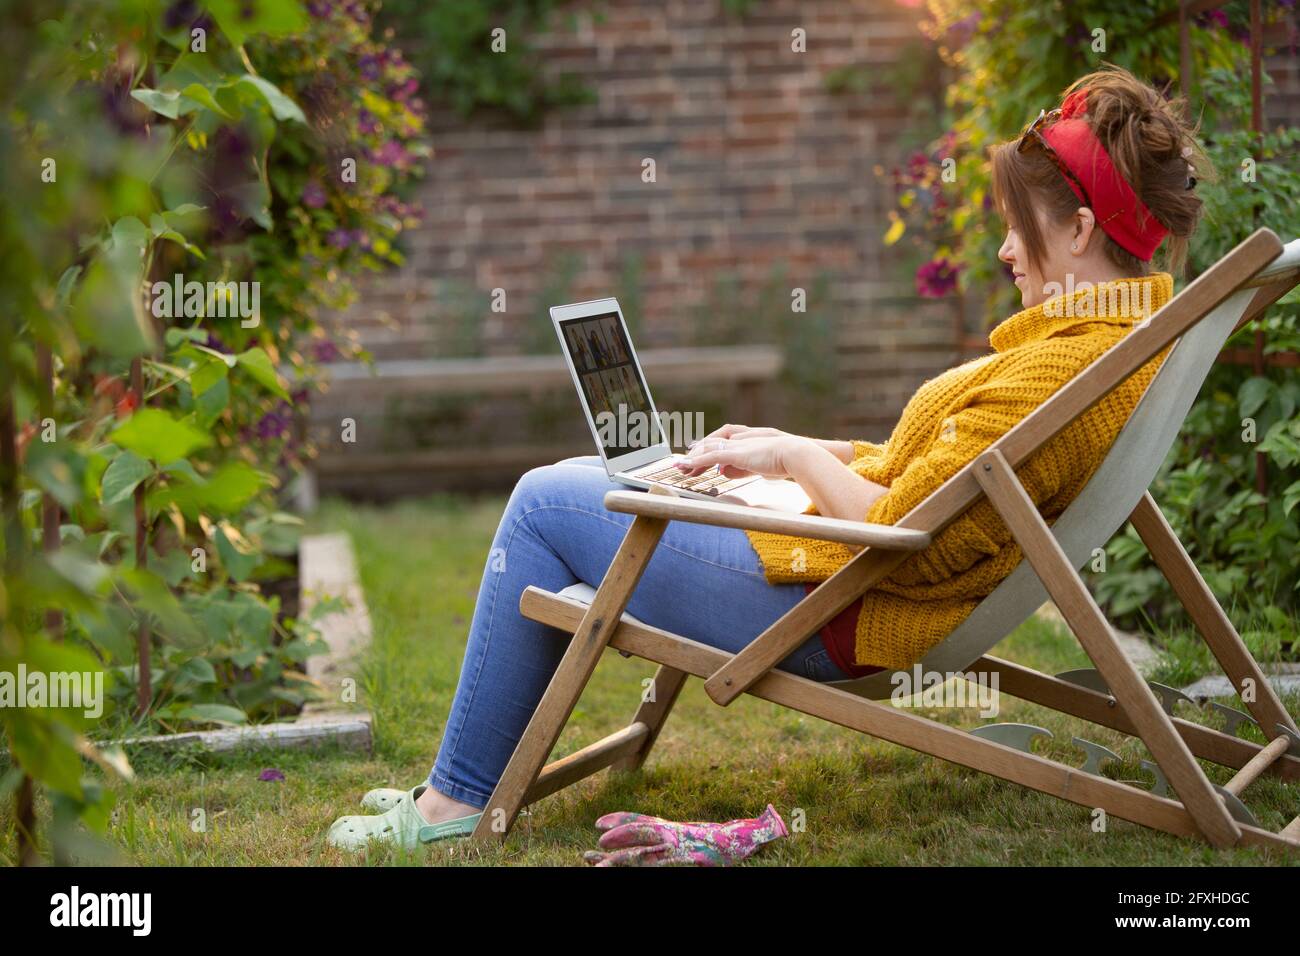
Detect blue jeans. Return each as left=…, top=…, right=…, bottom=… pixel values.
left=427, top=456, right=851, bottom=809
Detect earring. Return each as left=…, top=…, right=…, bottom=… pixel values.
left=1071, top=243, right=1078, bottom=251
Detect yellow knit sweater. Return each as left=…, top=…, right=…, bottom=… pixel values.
left=746, top=273, right=1174, bottom=670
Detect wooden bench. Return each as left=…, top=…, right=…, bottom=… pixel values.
left=303, top=345, right=783, bottom=499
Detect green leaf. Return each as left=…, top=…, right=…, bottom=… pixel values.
left=133, top=82, right=238, bottom=120
left=7, top=718, right=83, bottom=797
left=55, top=265, right=82, bottom=307
left=158, top=460, right=266, bottom=517
left=101, top=450, right=153, bottom=505
left=109, top=216, right=150, bottom=250
left=192, top=343, right=238, bottom=368
left=193, top=376, right=230, bottom=427
left=26, top=439, right=87, bottom=508
left=130, top=88, right=183, bottom=119
left=48, top=550, right=112, bottom=597
left=178, top=703, right=247, bottom=726
left=150, top=546, right=197, bottom=588
left=236, top=347, right=289, bottom=399
left=233, top=74, right=306, bottom=123
left=1283, top=479, right=1300, bottom=518
left=245, top=511, right=303, bottom=556
left=160, top=459, right=205, bottom=484
left=189, top=355, right=229, bottom=396
left=175, top=657, right=218, bottom=685
left=1238, top=376, right=1274, bottom=418
left=74, top=605, right=135, bottom=662
left=215, top=523, right=262, bottom=582
left=165, top=326, right=209, bottom=348
left=149, top=214, right=206, bottom=260
left=177, top=82, right=239, bottom=120
left=110, top=408, right=211, bottom=462
left=116, top=567, right=204, bottom=647
left=206, top=0, right=307, bottom=49
left=71, top=242, right=155, bottom=358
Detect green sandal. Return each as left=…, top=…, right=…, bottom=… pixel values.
left=327, top=785, right=481, bottom=851
left=360, top=787, right=406, bottom=813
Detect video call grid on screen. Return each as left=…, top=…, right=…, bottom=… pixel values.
left=559, top=312, right=661, bottom=459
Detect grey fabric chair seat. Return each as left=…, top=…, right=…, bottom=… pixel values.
left=834, top=238, right=1300, bottom=700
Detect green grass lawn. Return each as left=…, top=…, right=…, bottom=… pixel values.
left=6, top=494, right=1300, bottom=866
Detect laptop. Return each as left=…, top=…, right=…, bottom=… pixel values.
left=550, top=297, right=766, bottom=501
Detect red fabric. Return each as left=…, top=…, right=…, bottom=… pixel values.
left=1039, top=89, right=1168, bottom=261
left=804, top=584, right=887, bottom=679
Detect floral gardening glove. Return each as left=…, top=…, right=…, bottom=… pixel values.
left=582, top=804, right=788, bottom=866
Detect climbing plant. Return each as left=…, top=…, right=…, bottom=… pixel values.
left=376, top=0, right=595, bottom=122
left=0, top=0, right=425, bottom=858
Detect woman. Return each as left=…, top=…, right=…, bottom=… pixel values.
left=327, top=65, right=1208, bottom=850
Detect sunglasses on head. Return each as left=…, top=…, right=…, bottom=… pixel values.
left=1016, top=107, right=1102, bottom=217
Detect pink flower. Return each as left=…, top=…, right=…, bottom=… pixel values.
left=916, top=258, right=961, bottom=298
left=370, top=140, right=410, bottom=168
left=302, top=179, right=327, bottom=209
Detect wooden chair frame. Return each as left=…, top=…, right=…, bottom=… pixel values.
left=471, top=227, right=1300, bottom=854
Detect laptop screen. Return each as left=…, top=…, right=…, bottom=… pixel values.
left=558, top=311, right=663, bottom=459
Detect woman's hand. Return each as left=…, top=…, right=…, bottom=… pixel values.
left=675, top=433, right=813, bottom=480
left=692, top=423, right=790, bottom=445
left=688, top=424, right=856, bottom=465
left=678, top=425, right=891, bottom=524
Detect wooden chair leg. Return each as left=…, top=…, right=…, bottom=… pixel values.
left=610, top=664, right=688, bottom=773
left=972, top=654, right=1300, bottom=782
left=974, top=449, right=1242, bottom=849
left=523, top=585, right=1300, bottom=853
left=1129, top=492, right=1300, bottom=741
left=470, top=512, right=668, bottom=842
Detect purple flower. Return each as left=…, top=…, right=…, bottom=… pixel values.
left=311, top=339, right=341, bottom=363
left=905, top=151, right=929, bottom=182
left=946, top=12, right=981, bottom=49
left=327, top=228, right=353, bottom=248
left=358, top=109, right=380, bottom=135
left=1205, top=9, right=1230, bottom=29
left=915, top=258, right=961, bottom=298
left=254, top=403, right=294, bottom=440
left=302, top=179, right=327, bottom=209
left=1066, top=23, right=1090, bottom=46
left=370, top=140, right=410, bottom=168
left=358, top=54, right=381, bottom=81
left=388, top=78, right=419, bottom=103
left=344, top=0, right=369, bottom=24
left=259, top=768, right=285, bottom=782
left=307, top=0, right=332, bottom=17
left=164, top=0, right=200, bottom=30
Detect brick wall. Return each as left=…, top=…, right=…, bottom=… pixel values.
left=332, top=0, right=957, bottom=450
left=329, top=0, right=1300, bottom=469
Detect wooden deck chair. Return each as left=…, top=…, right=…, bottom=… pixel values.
left=473, top=227, right=1300, bottom=853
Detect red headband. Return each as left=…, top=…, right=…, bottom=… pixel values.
left=1039, top=89, right=1169, bottom=261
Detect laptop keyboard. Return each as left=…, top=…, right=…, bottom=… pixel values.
left=624, top=460, right=745, bottom=496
